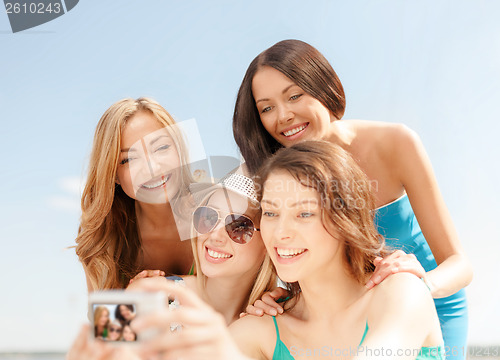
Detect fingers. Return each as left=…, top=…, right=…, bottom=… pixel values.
left=126, top=276, right=170, bottom=293
left=366, top=251, right=421, bottom=289
left=129, top=270, right=166, bottom=285
left=389, top=262, right=426, bottom=279
left=136, top=308, right=229, bottom=359
left=243, top=304, right=264, bottom=317
left=133, top=305, right=220, bottom=333
left=269, top=287, right=288, bottom=300
left=67, top=324, right=115, bottom=360
left=255, top=299, right=281, bottom=316
left=139, top=279, right=209, bottom=310
left=261, top=292, right=284, bottom=314
left=67, top=324, right=90, bottom=359
left=241, top=287, right=288, bottom=317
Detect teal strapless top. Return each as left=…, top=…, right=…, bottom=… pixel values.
left=374, top=193, right=468, bottom=358
left=375, top=194, right=437, bottom=271
left=272, top=316, right=445, bottom=360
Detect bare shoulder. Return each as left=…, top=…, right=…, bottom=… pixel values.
left=229, top=315, right=277, bottom=360
left=366, top=271, right=443, bottom=347
left=368, top=272, right=435, bottom=320
left=372, top=272, right=430, bottom=299
left=346, top=120, right=419, bottom=148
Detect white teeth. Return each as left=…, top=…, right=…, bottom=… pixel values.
left=142, top=175, right=170, bottom=189
left=276, top=248, right=306, bottom=258
left=207, top=248, right=232, bottom=259
left=283, top=124, right=307, bottom=137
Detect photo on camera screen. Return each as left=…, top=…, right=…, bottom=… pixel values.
left=92, top=303, right=138, bottom=342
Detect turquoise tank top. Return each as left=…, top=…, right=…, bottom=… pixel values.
left=272, top=316, right=444, bottom=359
left=375, top=194, right=468, bottom=357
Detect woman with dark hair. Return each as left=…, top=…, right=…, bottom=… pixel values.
left=115, top=304, right=136, bottom=326
left=233, top=39, right=471, bottom=357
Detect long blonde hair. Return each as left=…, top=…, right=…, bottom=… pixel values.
left=93, top=306, right=110, bottom=337
left=76, top=97, right=193, bottom=290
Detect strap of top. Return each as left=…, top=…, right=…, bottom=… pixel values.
left=272, top=315, right=280, bottom=341
left=188, top=262, right=195, bottom=275
left=358, top=322, right=369, bottom=347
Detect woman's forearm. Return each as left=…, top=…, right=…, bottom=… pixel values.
left=425, top=253, right=473, bottom=298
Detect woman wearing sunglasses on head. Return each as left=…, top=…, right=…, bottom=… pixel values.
left=233, top=39, right=472, bottom=356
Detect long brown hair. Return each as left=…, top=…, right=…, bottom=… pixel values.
left=233, top=39, right=346, bottom=175
left=76, top=97, right=193, bottom=290
left=256, top=140, right=387, bottom=299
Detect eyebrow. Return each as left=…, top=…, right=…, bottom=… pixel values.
left=261, top=199, right=319, bottom=207
left=120, top=134, right=171, bottom=153
left=255, top=84, right=296, bottom=104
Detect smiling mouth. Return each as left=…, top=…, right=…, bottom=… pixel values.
left=282, top=123, right=308, bottom=137
left=141, top=174, right=171, bottom=189
left=206, top=247, right=233, bottom=260
left=276, top=247, right=307, bottom=259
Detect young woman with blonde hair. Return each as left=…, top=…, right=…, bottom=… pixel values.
left=76, top=97, right=195, bottom=291
left=92, top=306, right=110, bottom=340
left=128, top=172, right=276, bottom=325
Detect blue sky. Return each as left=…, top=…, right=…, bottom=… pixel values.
left=1, top=0, right=499, bottom=352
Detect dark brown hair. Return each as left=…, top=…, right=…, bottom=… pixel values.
left=256, top=140, right=387, bottom=299
left=233, top=40, right=346, bottom=175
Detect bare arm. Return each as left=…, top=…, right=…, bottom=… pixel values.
left=392, top=125, right=472, bottom=297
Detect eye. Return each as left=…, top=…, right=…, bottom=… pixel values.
left=155, top=144, right=171, bottom=152
left=299, top=212, right=313, bottom=218
left=262, top=211, right=277, bottom=217
left=120, top=157, right=135, bottom=165
left=290, top=94, right=302, bottom=101
left=261, top=106, right=272, bottom=114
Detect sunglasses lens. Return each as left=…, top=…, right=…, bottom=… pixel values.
left=193, top=206, right=219, bottom=234
left=225, top=214, right=254, bottom=244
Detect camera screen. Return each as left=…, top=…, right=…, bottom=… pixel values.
left=92, top=303, right=138, bottom=342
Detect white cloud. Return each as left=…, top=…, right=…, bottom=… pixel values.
left=47, top=195, right=81, bottom=212
left=46, top=176, right=86, bottom=212
left=59, top=176, right=86, bottom=196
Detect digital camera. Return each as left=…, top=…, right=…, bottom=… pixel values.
left=89, top=290, right=167, bottom=344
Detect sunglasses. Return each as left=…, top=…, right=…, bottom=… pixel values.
left=193, top=206, right=259, bottom=244
left=109, top=328, right=121, bottom=333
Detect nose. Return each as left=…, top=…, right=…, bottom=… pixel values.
left=277, top=104, right=293, bottom=125
left=206, top=220, right=229, bottom=245
left=147, top=156, right=163, bottom=177
left=273, top=215, right=294, bottom=242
